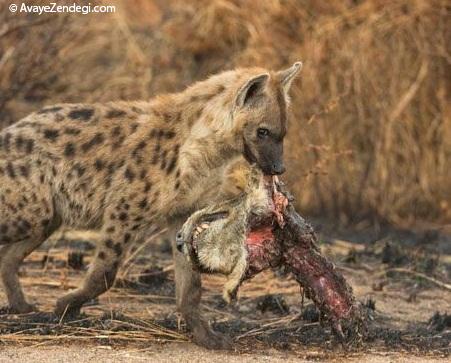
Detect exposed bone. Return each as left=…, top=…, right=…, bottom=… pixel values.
left=240, top=178, right=366, bottom=343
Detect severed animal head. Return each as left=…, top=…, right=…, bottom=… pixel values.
left=176, top=209, right=233, bottom=270
left=175, top=170, right=289, bottom=302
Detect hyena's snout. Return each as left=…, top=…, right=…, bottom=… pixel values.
left=268, top=161, right=285, bottom=176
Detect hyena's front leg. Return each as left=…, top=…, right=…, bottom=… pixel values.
left=171, top=229, right=232, bottom=350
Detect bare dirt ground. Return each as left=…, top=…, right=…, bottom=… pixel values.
left=0, top=223, right=449, bottom=362
left=0, top=344, right=447, bottom=363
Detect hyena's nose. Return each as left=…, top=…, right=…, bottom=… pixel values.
left=271, top=163, right=286, bottom=175
left=176, top=232, right=184, bottom=253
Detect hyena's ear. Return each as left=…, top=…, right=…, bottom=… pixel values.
left=277, top=61, right=303, bottom=94
left=235, top=73, right=269, bottom=109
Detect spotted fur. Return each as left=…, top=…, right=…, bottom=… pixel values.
left=0, top=62, right=301, bottom=349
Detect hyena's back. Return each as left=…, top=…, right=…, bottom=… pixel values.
left=0, top=100, right=184, bottom=314
left=0, top=101, right=181, bottom=236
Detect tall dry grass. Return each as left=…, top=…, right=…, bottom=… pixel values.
left=0, top=0, right=449, bottom=225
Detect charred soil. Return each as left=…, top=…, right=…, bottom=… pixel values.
left=0, top=226, right=449, bottom=361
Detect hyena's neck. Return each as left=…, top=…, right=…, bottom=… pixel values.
left=164, top=71, right=242, bottom=192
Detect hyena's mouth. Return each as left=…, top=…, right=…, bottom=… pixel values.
left=242, top=139, right=257, bottom=164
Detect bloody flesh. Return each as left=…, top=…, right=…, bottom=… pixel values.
left=241, top=178, right=366, bottom=342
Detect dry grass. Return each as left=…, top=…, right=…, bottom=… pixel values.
left=1, top=240, right=449, bottom=354
left=0, top=314, right=188, bottom=345
left=0, top=0, right=449, bottom=225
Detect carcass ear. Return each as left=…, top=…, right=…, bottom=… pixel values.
left=235, top=73, right=269, bottom=109
left=277, top=61, right=303, bottom=93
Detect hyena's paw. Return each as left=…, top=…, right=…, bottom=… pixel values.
left=0, top=302, right=38, bottom=315
left=191, top=320, right=233, bottom=350
left=55, top=296, right=82, bottom=318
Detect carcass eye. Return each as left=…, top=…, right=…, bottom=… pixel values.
left=257, top=128, right=270, bottom=138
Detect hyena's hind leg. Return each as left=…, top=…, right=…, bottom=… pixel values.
left=0, top=238, right=49, bottom=313
left=54, top=199, right=143, bottom=317
left=0, top=182, right=59, bottom=313
left=54, top=227, right=123, bottom=317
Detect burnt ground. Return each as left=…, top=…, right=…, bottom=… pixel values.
left=0, top=223, right=449, bottom=362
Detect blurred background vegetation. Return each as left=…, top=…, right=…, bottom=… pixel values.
left=0, top=0, right=449, bottom=228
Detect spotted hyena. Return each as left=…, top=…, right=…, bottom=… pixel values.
left=0, top=62, right=302, bottom=349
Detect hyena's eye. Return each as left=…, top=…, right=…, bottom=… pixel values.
left=257, top=128, right=270, bottom=139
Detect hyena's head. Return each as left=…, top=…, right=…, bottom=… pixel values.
left=232, top=62, right=302, bottom=175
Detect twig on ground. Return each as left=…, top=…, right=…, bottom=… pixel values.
left=381, top=268, right=451, bottom=292
left=235, top=314, right=306, bottom=339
